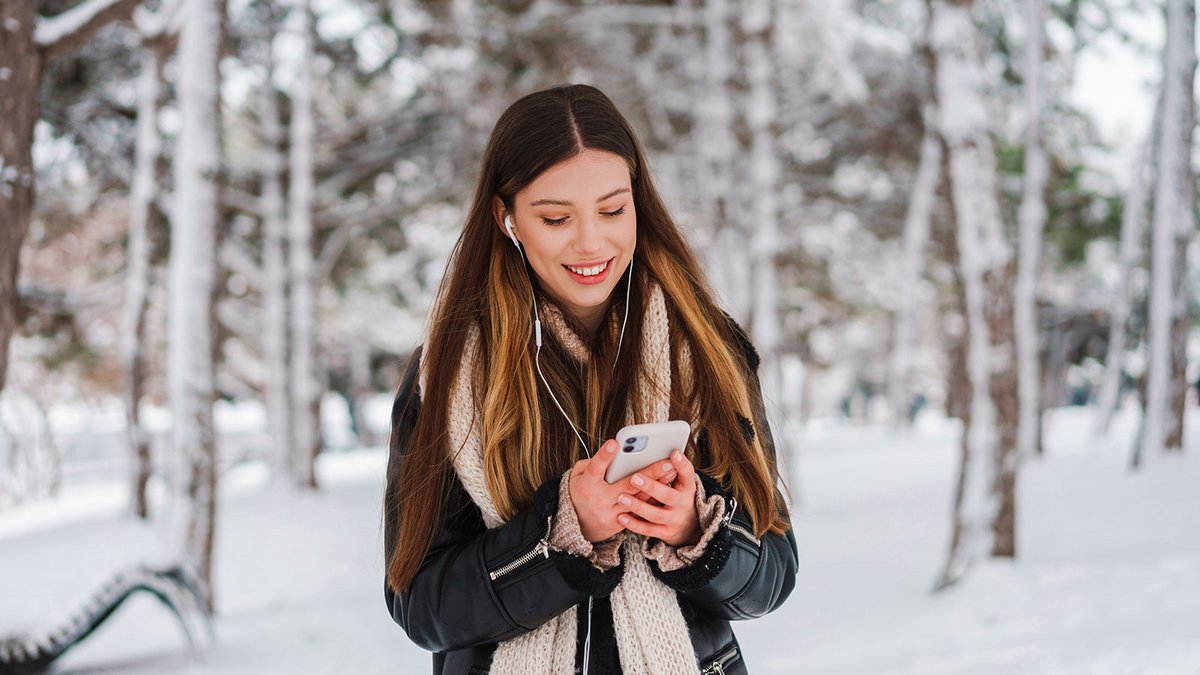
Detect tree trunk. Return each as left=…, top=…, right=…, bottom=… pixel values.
left=927, top=0, right=1020, bottom=592
left=289, top=0, right=320, bottom=489
left=260, top=32, right=291, bottom=481
left=169, top=0, right=221, bottom=613
left=697, top=0, right=750, bottom=322
left=741, top=0, right=788, bottom=480
left=1, top=0, right=144, bottom=395
left=0, top=1, right=40, bottom=395
left=347, top=338, right=373, bottom=446
left=1140, top=0, right=1196, bottom=458
left=889, top=118, right=940, bottom=427
left=123, top=39, right=166, bottom=519
left=1095, top=135, right=1153, bottom=436
left=1015, top=0, right=1048, bottom=460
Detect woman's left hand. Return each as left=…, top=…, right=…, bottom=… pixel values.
left=616, top=449, right=701, bottom=547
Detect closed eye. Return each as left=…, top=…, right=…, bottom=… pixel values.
left=541, top=205, right=627, bottom=227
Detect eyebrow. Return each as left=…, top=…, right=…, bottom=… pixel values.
left=528, top=187, right=630, bottom=208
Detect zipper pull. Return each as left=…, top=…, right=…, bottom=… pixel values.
left=539, top=515, right=553, bottom=558
left=723, top=496, right=738, bottom=526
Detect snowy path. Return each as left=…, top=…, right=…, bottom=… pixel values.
left=1, top=405, right=1197, bottom=673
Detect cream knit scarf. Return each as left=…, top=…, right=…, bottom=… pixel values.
left=419, top=282, right=701, bottom=674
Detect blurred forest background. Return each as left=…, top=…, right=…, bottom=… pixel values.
left=1, top=0, right=1198, bottom=672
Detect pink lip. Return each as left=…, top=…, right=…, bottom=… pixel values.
left=562, top=257, right=615, bottom=285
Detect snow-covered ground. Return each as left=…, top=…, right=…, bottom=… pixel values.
left=1, top=402, right=1198, bottom=674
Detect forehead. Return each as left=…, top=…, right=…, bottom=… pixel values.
left=521, top=149, right=631, bottom=207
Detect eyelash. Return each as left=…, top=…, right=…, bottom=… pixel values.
left=541, top=206, right=626, bottom=227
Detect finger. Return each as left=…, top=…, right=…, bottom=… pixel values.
left=629, top=471, right=681, bottom=506
left=646, top=458, right=677, bottom=485
left=572, top=458, right=590, bottom=476
left=618, top=513, right=668, bottom=540
left=669, top=450, right=696, bottom=489
left=633, top=490, right=664, bottom=505
left=586, top=440, right=619, bottom=479
left=617, top=493, right=669, bottom=524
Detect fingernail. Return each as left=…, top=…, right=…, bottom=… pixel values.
left=673, top=450, right=683, bottom=461
left=661, top=462, right=673, bottom=472
left=631, top=475, right=645, bottom=486
left=607, top=441, right=617, bottom=453
left=618, top=515, right=629, bottom=525
left=619, top=495, right=632, bottom=505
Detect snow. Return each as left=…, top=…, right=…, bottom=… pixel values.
left=1, top=404, right=1198, bottom=673
left=33, top=0, right=128, bottom=47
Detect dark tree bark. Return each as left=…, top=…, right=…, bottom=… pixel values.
left=0, top=0, right=141, bottom=394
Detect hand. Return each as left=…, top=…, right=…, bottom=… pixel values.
left=569, top=439, right=679, bottom=543
left=615, top=450, right=701, bottom=547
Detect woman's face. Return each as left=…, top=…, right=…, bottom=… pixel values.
left=497, top=148, right=637, bottom=331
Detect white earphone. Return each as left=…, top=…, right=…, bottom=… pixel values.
left=504, top=215, right=520, bottom=248
left=501, top=212, right=634, bottom=459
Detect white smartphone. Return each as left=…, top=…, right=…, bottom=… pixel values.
left=604, top=420, right=692, bottom=484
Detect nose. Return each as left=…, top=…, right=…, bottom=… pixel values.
left=573, top=215, right=604, bottom=255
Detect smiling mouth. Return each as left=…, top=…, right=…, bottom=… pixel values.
left=562, top=258, right=613, bottom=277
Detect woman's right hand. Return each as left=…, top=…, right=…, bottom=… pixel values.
left=569, top=439, right=678, bottom=543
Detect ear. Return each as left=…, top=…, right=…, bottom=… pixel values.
left=491, top=197, right=516, bottom=243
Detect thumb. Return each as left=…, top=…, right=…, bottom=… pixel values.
left=587, top=439, right=619, bottom=478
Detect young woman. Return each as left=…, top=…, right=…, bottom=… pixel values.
left=383, top=84, right=797, bottom=675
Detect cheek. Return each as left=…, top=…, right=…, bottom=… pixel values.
left=616, top=219, right=637, bottom=249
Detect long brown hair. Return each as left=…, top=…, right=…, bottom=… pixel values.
left=385, top=84, right=788, bottom=593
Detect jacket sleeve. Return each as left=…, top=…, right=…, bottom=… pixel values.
left=382, top=347, right=621, bottom=653
left=647, top=318, right=799, bottom=621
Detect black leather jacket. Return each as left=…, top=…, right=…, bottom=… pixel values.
left=383, top=323, right=798, bottom=674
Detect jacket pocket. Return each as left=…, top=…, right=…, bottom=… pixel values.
left=486, top=515, right=553, bottom=583
left=723, top=497, right=761, bottom=547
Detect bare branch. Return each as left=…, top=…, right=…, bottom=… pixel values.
left=222, top=185, right=265, bottom=219
left=36, top=0, right=143, bottom=62
left=219, top=238, right=264, bottom=290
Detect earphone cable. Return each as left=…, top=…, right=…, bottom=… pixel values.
left=512, top=240, right=592, bottom=458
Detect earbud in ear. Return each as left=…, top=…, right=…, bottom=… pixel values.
left=503, top=215, right=520, bottom=248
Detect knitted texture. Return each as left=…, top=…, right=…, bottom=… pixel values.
left=549, top=470, right=625, bottom=571
left=419, top=282, right=702, bottom=675
left=640, top=473, right=727, bottom=572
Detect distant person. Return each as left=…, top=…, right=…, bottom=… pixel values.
left=908, top=392, right=927, bottom=424
left=381, top=84, right=797, bottom=675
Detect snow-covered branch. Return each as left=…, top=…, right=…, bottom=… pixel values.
left=132, top=0, right=185, bottom=41
left=565, top=5, right=698, bottom=28
left=222, top=186, right=264, bottom=219
left=35, top=0, right=143, bottom=62
left=219, top=237, right=264, bottom=290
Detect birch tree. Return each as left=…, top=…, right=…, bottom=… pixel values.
left=122, top=0, right=182, bottom=520
left=0, top=0, right=141, bottom=395
left=697, top=0, right=750, bottom=321
left=1095, top=135, right=1152, bottom=437
left=169, top=0, right=221, bottom=611
left=288, top=0, right=320, bottom=489
left=927, top=0, right=1020, bottom=592
left=741, top=0, right=786, bottom=471
left=1138, top=0, right=1195, bottom=462
left=888, top=116, right=940, bottom=427
left=258, top=7, right=291, bottom=482
left=1015, top=0, right=1048, bottom=459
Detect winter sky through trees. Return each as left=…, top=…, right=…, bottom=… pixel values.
left=1, top=0, right=1199, bottom=672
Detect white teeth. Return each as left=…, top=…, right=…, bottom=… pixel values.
left=565, top=260, right=610, bottom=277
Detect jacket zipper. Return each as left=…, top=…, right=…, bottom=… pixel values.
left=723, top=497, right=760, bottom=545
left=701, top=643, right=740, bottom=675
left=488, top=515, right=553, bottom=582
